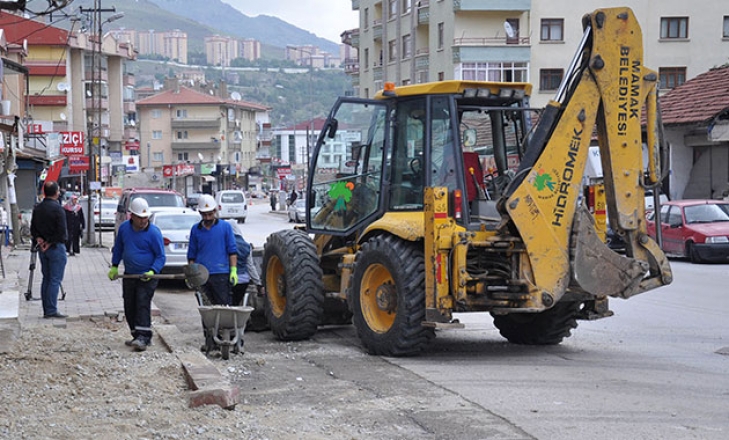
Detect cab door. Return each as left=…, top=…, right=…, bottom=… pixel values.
left=308, top=98, right=389, bottom=236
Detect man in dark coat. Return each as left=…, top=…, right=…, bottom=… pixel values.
left=64, top=194, right=85, bottom=256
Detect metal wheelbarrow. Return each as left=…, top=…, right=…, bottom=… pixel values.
left=198, top=305, right=254, bottom=360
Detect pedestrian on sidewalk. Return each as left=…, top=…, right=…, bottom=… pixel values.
left=64, top=194, right=84, bottom=256
left=30, top=181, right=68, bottom=319
left=108, top=198, right=165, bottom=352
left=187, top=194, right=237, bottom=306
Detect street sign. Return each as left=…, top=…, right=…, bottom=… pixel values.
left=59, top=131, right=85, bottom=155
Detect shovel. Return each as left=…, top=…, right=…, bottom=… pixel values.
left=117, top=263, right=209, bottom=288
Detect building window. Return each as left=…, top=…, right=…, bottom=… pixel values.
left=457, top=62, right=529, bottom=82
left=660, top=17, right=689, bottom=39
left=724, top=16, right=729, bottom=38
left=389, top=0, right=397, bottom=18
left=176, top=131, right=188, bottom=139
left=659, top=67, right=686, bottom=89
left=153, top=152, right=164, bottom=162
left=364, top=8, right=369, bottom=30
left=177, top=152, right=189, bottom=161
left=540, top=69, right=563, bottom=91
left=402, top=0, right=411, bottom=15
left=151, top=109, right=161, bottom=118
left=417, top=71, right=428, bottom=83
left=438, top=72, right=444, bottom=81
left=541, top=19, right=564, bottom=41
left=176, top=109, right=188, bottom=118
left=402, top=34, right=412, bottom=59
left=364, top=48, right=370, bottom=69
left=152, top=130, right=162, bottom=140
left=437, top=22, right=444, bottom=50
left=388, top=39, right=397, bottom=62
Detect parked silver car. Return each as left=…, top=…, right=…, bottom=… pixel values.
left=288, top=199, right=306, bottom=223
left=149, top=208, right=201, bottom=274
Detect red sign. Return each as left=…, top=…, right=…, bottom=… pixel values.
left=68, top=155, right=89, bottom=173
left=163, top=164, right=195, bottom=177
left=28, top=124, right=44, bottom=134
left=59, top=131, right=86, bottom=156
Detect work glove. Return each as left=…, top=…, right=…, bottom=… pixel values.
left=229, top=266, right=238, bottom=285
left=141, top=270, right=155, bottom=282
left=107, top=266, right=119, bottom=281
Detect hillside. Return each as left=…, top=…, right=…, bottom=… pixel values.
left=67, top=0, right=339, bottom=55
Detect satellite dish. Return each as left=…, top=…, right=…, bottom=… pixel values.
left=209, top=90, right=214, bottom=95
left=86, top=90, right=92, bottom=97
left=57, top=82, right=69, bottom=92
left=59, top=112, right=67, bottom=121
left=197, top=152, right=204, bottom=161
left=503, top=21, right=516, bottom=39
left=130, top=120, right=136, bottom=126
left=230, top=91, right=241, bottom=101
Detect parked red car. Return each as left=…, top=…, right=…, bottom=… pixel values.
left=647, top=199, right=729, bottom=263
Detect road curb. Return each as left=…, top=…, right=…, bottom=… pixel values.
left=155, top=324, right=240, bottom=409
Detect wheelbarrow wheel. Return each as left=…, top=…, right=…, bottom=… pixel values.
left=221, top=330, right=231, bottom=360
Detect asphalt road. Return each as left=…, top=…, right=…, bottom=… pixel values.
left=152, top=202, right=728, bottom=440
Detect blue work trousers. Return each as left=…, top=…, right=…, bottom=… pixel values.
left=38, top=243, right=67, bottom=316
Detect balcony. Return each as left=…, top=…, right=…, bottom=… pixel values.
left=373, top=20, right=382, bottom=41
left=84, top=69, right=108, bottom=82
left=123, top=101, right=136, bottom=113
left=344, top=57, right=360, bottom=74
left=373, top=65, right=383, bottom=82
left=28, top=95, right=67, bottom=106
left=415, top=49, right=429, bottom=70
left=171, top=141, right=220, bottom=151
left=418, top=1, right=429, bottom=25
left=123, top=74, right=135, bottom=87
left=453, top=0, right=530, bottom=11
left=453, top=36, right=530, bottom=47
left=171, top=118, right=220, bottom=129
left=124, top=127, right=138, bottom=140
left=86, top=97, right=109, bottom=110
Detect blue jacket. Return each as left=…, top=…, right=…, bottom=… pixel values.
left=233, top=234, right=251, bottom=284
left=112, top=221, right=166, bottom=274
left=187, top=219, right=237, bottom=275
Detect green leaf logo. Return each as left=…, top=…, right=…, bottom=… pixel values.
left=532, top=170, right=555, bottom=192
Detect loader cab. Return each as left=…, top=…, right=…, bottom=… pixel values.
left=307, top=81, right=534, bottom=236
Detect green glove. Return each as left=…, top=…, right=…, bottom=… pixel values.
left=141, top=270, right=155, bottom=282
left=229, top=266, right=238, bottom=285
left=108, top=266, right=119, bottom=281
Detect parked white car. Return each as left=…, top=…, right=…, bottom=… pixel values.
left=149, top=208, right=201, bottom=274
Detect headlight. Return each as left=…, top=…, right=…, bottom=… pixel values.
left=705, top=236, right=729, bottom=243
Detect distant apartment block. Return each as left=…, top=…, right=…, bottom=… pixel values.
left=286, top=45, right=340, bottom=68
left=241, top=39, right=261, bottom=61
left=112, top=29, right=188, bottom=64
left=206, top=35, right=240, bottom=67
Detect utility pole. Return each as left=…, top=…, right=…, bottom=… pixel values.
left=79, top=2, right=119, bottom=246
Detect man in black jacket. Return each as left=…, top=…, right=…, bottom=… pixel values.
left=30, top=181, right=68, bottom=318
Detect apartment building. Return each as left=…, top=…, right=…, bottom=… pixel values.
left=206, top=35, right=240, bottom=67
left=286, top=45, right=339, bottom=69
left=135, top=80, right=270, bottom=195
left=347, top=0, right=729, bottom=106
left=0, top=13, right=136, bottom=207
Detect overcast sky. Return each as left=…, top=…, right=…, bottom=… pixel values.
left=224, top=0, right=359, bottom=43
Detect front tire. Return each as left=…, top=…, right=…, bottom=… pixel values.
left=263, top=229, right=324, bottom=340
left=686, top=241, right=703, bottom=264
left=492, top=301, right=581, bottom=345
left=348, top=235, right=434, bottom=356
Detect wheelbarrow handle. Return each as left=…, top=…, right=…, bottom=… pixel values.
left=118, top=273, right=185, bottom=280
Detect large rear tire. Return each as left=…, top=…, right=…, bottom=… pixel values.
left=263, top=229, right=324, bottom=340
left=492, top=301, right=581, bottom=345
left=348, top=235, right=434, bottom=356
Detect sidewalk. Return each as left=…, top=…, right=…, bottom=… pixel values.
left=0, top=242, right=128, bottom=330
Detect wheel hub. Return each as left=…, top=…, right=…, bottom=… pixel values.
left=375, top=283, right=397, bottom=313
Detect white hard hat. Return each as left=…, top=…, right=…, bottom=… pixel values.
left=130, top=198, right=150, bottom=218
left=197, top=194, right=217, bottom=213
